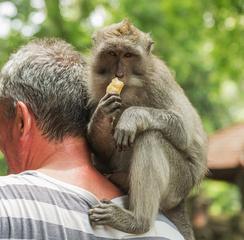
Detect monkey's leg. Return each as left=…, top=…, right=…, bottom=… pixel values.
left=158, top=135, right=196, bottom=240
left=89, top=131, right=195, bottom=238
left=126, top=131, right=195, bottom=237
left=89, top=131, right=171, bottom=234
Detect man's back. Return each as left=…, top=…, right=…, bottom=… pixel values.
left=0, top=171, right=184, bottom=240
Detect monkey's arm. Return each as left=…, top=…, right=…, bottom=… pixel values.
left=87, top=112, right=114, bottom=160
left=114, top=106, right=188, bottom=151
left=87, top=93, right=122, bottom=160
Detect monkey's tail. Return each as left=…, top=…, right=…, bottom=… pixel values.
left=165, top=200, right=195, bottom=240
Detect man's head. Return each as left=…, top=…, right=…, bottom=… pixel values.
left=0, top=39, right=88, bottom=172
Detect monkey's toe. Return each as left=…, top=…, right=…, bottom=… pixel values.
left=89, top=204, right=114, bottom=225
left=100, top=199, right=112, bottom=204
left=89, top=212, right=112, bottom=221
left=93, top=220, right=111, bottom=225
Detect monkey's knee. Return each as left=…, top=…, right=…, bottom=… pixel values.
left=134, top=130, right=163, bottom=146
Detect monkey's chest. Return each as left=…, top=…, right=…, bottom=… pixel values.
left=120, top=87, right=151, bottom=107
left=109, top=150, right=132, bottom=172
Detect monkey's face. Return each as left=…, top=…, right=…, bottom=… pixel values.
left=91, top=20, right=154, bottom=92
left=93, top=42, right=148, bottom=87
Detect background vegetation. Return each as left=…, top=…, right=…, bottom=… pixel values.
left=0, top=0, right=243, bottom=239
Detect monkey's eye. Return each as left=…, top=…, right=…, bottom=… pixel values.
left=124, top=53, right=133, bottom=58
left=108, top=51, right=117, bottom=56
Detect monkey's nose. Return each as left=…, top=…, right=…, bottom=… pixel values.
left=115, top=72, right=124, bottom=78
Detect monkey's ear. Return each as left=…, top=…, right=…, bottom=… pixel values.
left=145, top=33, right=154, bottom=53
left=146, top=40, right=154, bottom=53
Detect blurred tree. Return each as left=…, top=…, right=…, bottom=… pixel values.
left=0, top=153, right=7, bottom=175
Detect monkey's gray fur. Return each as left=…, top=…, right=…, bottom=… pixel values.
left=87, top=20, right=208, bottom=240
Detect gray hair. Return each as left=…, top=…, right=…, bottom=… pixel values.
left=0, top=38, right=88, bottom=141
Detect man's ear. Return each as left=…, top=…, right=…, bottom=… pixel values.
left=13, top=101, right=32, bottom=139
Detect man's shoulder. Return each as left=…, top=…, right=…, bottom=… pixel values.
left=0, top=171, right=41, bottom=185
left=0, top=171, right=95, bottom=202
left=0, top=172, right=184, bottom=240
left=0, top=170, right=99, bottom=214
left=0, top=171, right=97, bottom=240
left=0, top=171, right=60, bottom=194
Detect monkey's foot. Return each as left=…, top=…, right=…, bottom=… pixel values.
left=89, top=199, right=121, bottom=225
left=88, top=199, right=150, bottom=234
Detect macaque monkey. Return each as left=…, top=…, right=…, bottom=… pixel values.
left=87, top=19, right=208, bottom=240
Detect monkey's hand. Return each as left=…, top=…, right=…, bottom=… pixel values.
left=113, top=108, right=143, bottom=151
left=87, top=93, right=122, bottom=160
left=96, top=93, right=122, bottom=118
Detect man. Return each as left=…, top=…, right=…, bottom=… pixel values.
left=0, top=39, right=184, bottom=239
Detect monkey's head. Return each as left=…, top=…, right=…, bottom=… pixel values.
left=91, top=19, right=154, bottom=87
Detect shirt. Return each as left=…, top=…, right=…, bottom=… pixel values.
left=0, top=171, right=184, bottom=240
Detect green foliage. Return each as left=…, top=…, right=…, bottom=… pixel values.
left=201, top=180, right=241, bottom=216
left=0, top=153, right=7, bottom=176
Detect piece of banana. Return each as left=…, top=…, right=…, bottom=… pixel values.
left=106, top=77, right=124, bottom=94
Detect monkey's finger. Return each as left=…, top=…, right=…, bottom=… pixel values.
left=89, top=213, right=112, bottom=221
left=108, top=108, right=122, bottom=118
left=89, top=208, right=110, bottom=215
left=92, top=220, right=110, bottom=225
left=129, top=132, right=136, bottom=147
left=100, top=99, right=120, bottom=110
left=100, top=199, right=112, bottom=204
left=115, top=130, right=124, bottom=151
left=113, top=130, right=118, bottom=142
left=89, top=205, right=113, bottom=222
left=122, top=134, right=129, bottom=151
left=90, top=202, right=114, bottom=210
left=99, top=94, right=120, bottom=108
left=90, top=204, right=109, bottom=210
left=112, top=109, right=122, bottom=117
left=89, top=211, right=112, bottom=219
left=119, top=133, right=127, bottom=151
left=113, top=129, right=121, bottom=146
left=105, top=102, right=122, bottom=113
left=103, top=95, right=121, bottom=106
left=100, top=93, right=118, bottom=102
left=99, top=94, right=110, bottom=104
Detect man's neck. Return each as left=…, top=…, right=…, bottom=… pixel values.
left=23, top=135, right=123, bottom=200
